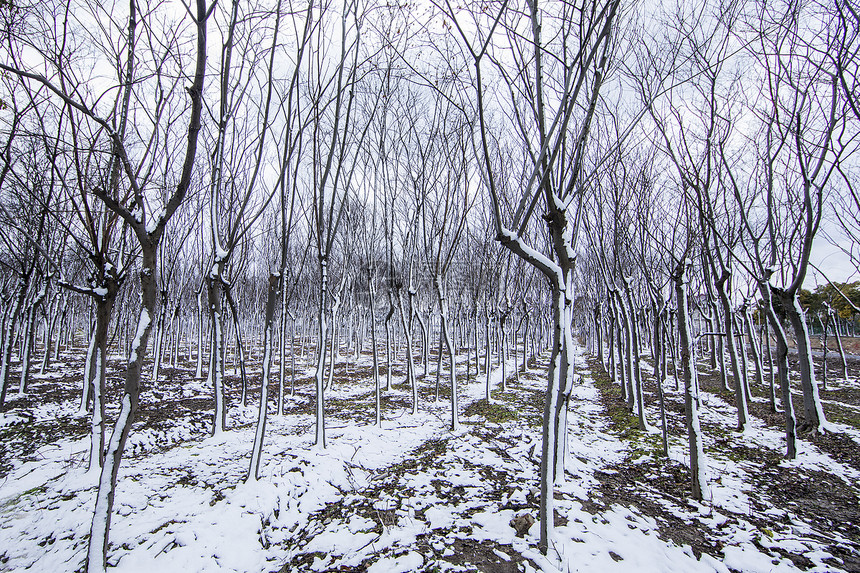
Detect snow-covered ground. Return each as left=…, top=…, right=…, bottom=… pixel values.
left=1, top=345, right=859, bottom=572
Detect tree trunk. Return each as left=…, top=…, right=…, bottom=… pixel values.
left=594, top=305, right=604, bottom=370
left=397, top=288, right=418, bottom=415
left=0, top=277, right=27, bottom=408
left=277, top=286, right=288, bottom=411
left=781, top=290, right=826, bottom=433
left=483, top=304, right=491, bottom=386
left=716, top=272, right=748, bottom=431
left=762, top=285, right=797, bottom=458
left=674, top=259, right=709, bottom=501
left=207, top=272, right=227, bottom=436
left=435, top=275, right=458, bottom=431
left=87, top=293, right=117, bottom=472
left=314, top=259, right=329, bottom=448
left=538, top=283, right=570, bottom=554
left=415, top=307, right=428, bottom=379
left=369, top=286, right=381, bottom=425
left=87, top=243, right=159, bottom=571
left=326, top=296, right=340, bottom=391
left=831, top=312, right=848, bottom=380
left=195, top=289, right=204, bottom=379
left=622, top=278, right=648, bottom=430
left=248, top=273, right=280, bottom=481
left=657, top=310, right=669, bottom=456
left=616, top=290, right=635, bottom=412
left=18, top=307, right=35, bottom=396
left=151, top=289, right=168, bottom=382
left=224, top=287, right=248, bottom=406
left=384, top=294, right=394, bottom=391
left=763, top=319, right=778, bottom=412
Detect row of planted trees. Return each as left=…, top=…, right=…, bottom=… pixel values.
left=1, top=0, right=859, bottom=568
left=573, top=0, right=860, bottom=506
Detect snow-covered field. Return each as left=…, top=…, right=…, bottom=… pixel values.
left=1, top=345, right=859, bottom=572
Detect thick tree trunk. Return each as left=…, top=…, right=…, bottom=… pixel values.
left=87, top=245, right=158, bottom=572
left=537, top=283, right=573, bottom=555
left=762, top=286, right=797, bottom=458
left=87, top=294, right=117, bottom=472
left=0, top=278, right=27, bottom=408
left=781, top=290, right=826, bottom=433
left=18, top=306, right=36, bottom=396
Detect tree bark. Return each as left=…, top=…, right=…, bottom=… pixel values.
left=762, top=285, right=797, bottom=458
left=435, top=275, right=459, bottom=431
left=674, top=259, right=709, bottom=501
left=716, top=271, right=748, bottom=431
left=314, top=258, right=329, bottom=448
left=248, top=273, right=280, bottom=481
left=781, top=289, right=826, bottom=433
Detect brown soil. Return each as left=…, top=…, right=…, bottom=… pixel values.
left=589, top=355, right=860, bottom=571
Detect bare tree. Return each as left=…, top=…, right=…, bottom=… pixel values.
left=439, top=0, right=623, bottom=553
